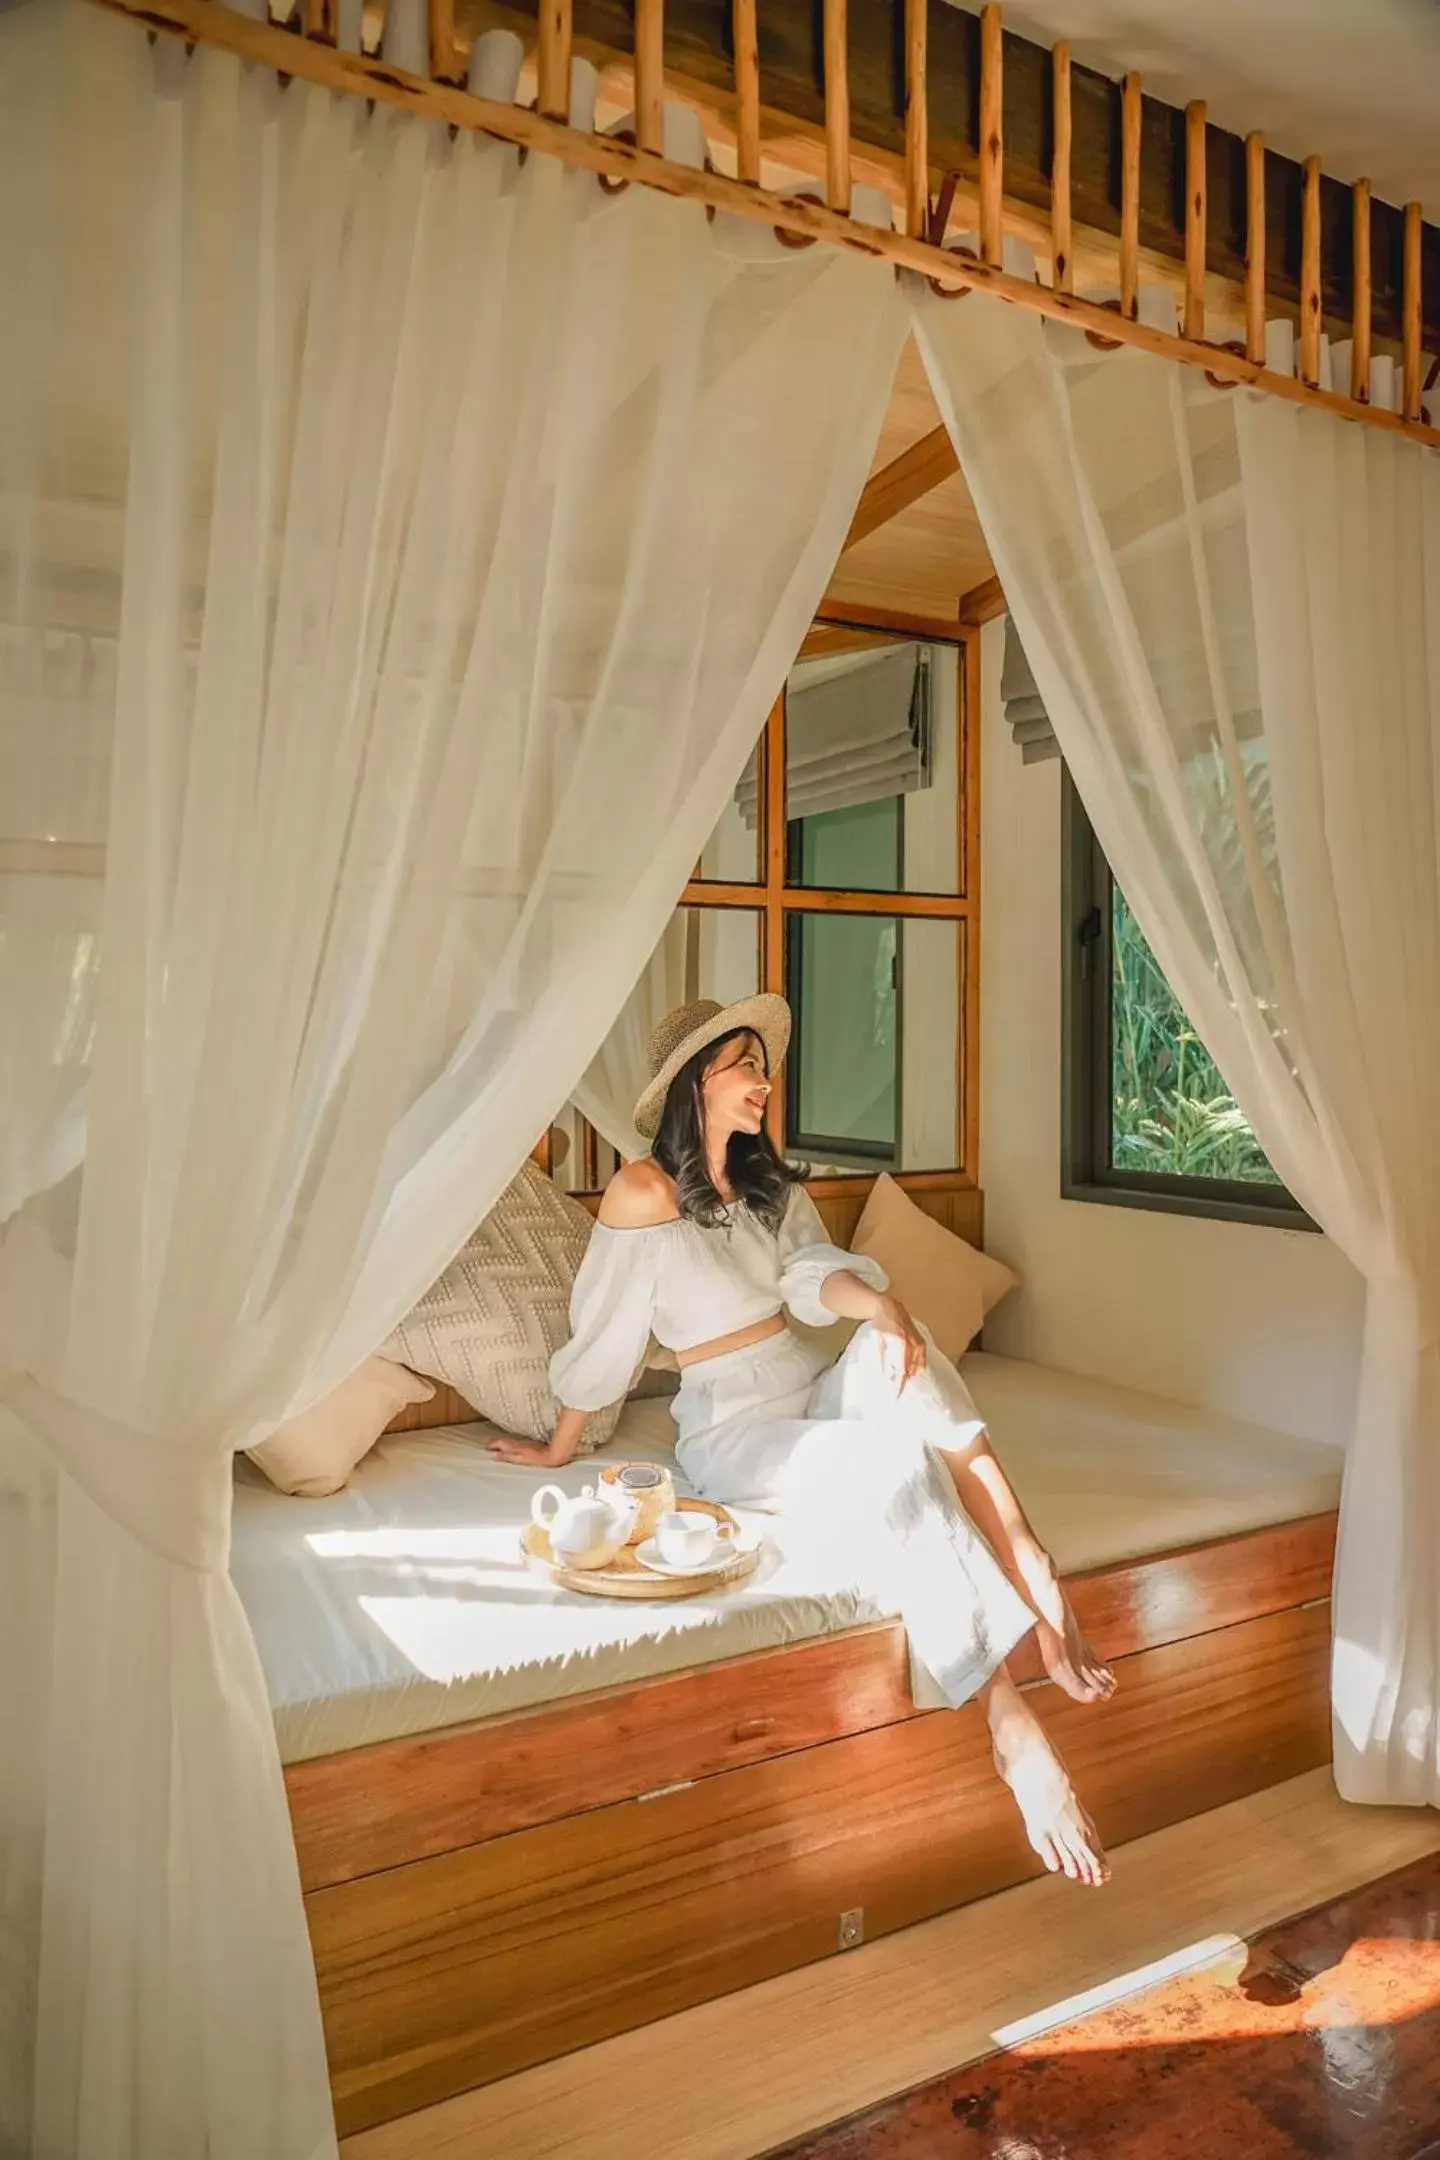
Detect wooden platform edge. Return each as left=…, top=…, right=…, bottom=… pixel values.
left=313, top=1600, right=1335, bottom=2134
left=286, top=1510, right=1337, bottom=1890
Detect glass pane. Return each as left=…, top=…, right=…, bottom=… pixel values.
left=784, top=913, right=960, bottom=1175
left=551, top=905, right=763, bottom=1189
left=785, top=637, right=959, bottom=895
left=697, top=744, right=763, bottom=883
left=1109, top=887, right=1281, bottom=1185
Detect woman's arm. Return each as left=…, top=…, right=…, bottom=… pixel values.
left=488, top=1161, right=671, bottom=1469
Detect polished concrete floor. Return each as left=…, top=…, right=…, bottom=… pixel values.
left=776, top=1849, right=1440, bottom=2158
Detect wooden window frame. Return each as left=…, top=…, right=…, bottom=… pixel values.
left=1060, top=771, right=1314, bottom=1231
left=678, top=608, right=981, bottom=1198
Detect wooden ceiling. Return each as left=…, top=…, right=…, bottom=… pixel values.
left=820, top=337, right=996, bottom=626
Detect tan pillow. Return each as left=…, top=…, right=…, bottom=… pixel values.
left=850, top=1173, right=1018, bottom=1361
left=382, top=1160, right=624, bottom=1455
left=247, top=1356, right=435, bottom=1498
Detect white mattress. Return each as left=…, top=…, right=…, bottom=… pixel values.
left=230, top=1353, right=1343, bottom=1765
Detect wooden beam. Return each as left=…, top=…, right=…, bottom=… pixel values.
left=1245, top=130, right=1266, bottom=366
left=1051, top=39, right=1072, bottom=295
left=1403, top=199, right=1423, bottom=421
left=1351, top=177, right=1372, bottom=403
left=535, top=0, right=572, bottom=116
left=732, top=0, right=759, bottom=182
left=634, top=0, right=664, bottom=152
left=842, top=425, right=961, bottom=552
left=84, top=0, right=1440, bottom=455
left=824, top=0, right=850, bottom=214
left=904, top=0, right=928, bottom=241
left=1184, top=99, right=1206, bottom=341
left=958, top=574, right=1005, bottom=625
left=978, top=3, right=1003, bottom=267
left=1119, top=71, right=1141, bottom=320
left=1300, top=154, right=1322, bottom=386
left=426, top=0, right=459, bottom=80
left=814, top=598, right=970, bottom=640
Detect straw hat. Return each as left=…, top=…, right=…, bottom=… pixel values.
left=632, top=994, right=791, bottom=1143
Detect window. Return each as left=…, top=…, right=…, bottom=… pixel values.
left=549, top=621, right=977, bottom=1191
left=1061, top=773, right=1310, bottom=1227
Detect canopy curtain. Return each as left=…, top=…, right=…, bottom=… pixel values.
left=0, top=10, right=905, bottom=2154
left=914, top=270, right=1440, bottom=1808
left=571, top=911, right=696, bottom=1162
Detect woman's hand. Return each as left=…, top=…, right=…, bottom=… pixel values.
left=487, top=1402, right=587, bottom=1469
left=869, top=1293, right=928, bottom=1390
left=487, top=1434, right=574, bottom=1469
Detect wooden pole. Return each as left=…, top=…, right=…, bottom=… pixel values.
left=1184, top=99, right=1206, bottom=341
left=979, top=4, right=1003, bottom=268
left=635, top=0, right=664, bottom=155
left=732, top=0, right=760, bottom=184
left=905, top=0, right=928, bottom=242
left=534, top=0, right=572, bottom=119
left=426, top=0, right=458, bottom=81
left=1244, top=131, right=1266, bottom=366
left=1403, top=199, right=1423, bottom=421
left=1350, top=178, right=1372, bottom=404
left=303, top=0, right=338, bottom=40
left=1119, top=72, right=1141, bottom=320
left=1299, top=154, right=1322, bottom=386
left=824, top=0, right=851, bottom=215
left=1051, top=39, right=1072, bottom=295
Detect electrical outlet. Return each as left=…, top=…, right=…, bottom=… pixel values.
left=838, top=1907, right=864, bottom=1951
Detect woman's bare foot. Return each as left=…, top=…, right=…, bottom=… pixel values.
left=985, top=1673, right=1110, bottom=1888
left=1015, top=1544, right=1117, bottom=1705
left=1034, top=1608, right=1117, bottom=1706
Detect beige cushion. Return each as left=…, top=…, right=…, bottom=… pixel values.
left=383, top=1160, right=624, bottom=1455
left=247, top=1357, right=435, bottom=1498
left=850, top=1173, right=1018, bottom=1360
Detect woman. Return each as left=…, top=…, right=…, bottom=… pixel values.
left=491, top=995, right=1113, bottom=1887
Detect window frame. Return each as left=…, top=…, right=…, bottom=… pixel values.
left=1060, top=769, right=1315, bottom=1231
left=550, top=608, right=979, bottom=1197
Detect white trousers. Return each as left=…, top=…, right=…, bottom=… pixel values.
left=674, top=1321, right=1036, bottom=1708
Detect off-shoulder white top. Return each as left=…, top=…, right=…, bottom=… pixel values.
left=549, top=1187, right=888, bottom=1413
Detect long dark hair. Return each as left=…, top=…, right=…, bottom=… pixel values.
left=652, top=1026, right=806, bottom=1232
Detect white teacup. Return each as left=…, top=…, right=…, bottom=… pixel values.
left=655, top=1507, right=733, bottom=1570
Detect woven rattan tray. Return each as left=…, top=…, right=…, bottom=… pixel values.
left=521, top=1498, right=759, bottom=1600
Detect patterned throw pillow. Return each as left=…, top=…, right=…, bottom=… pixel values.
left=383, top=1160, right=624, bottom=1455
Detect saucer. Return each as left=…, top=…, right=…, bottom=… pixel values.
left=634, top=1535, right=747, bottom=1579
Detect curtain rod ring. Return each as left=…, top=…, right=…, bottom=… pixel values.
left=1084, top=297, right=1125, bottom=351
left=927, top=242, right=980, bottom=301
left=597, top=127, right=636, bottom=194
left=1204, top=338, right=1248, bottom=390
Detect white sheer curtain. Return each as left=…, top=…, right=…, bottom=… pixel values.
left=0, top=10, right=904, bottom=2154
left=571, top=912, right=695, bottom=1162
left=915, top=272, right=1440, bottom=1808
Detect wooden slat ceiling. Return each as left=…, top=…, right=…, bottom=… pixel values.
left=822, top=337, right=994, bottom=622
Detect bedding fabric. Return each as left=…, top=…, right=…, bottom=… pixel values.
left=231, top=1353, right=1344, bottom=1765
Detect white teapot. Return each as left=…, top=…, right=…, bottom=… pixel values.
left=531, top=1482, right=637, bottom=1571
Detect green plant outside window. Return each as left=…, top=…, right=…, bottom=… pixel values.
left=1109, top=887, right=1280, bottom=1186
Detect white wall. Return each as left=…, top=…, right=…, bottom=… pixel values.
left=977, top=619, right=1365, bottom=1447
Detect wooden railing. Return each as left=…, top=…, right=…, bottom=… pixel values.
left=92, top=0, right=1437, bottom=447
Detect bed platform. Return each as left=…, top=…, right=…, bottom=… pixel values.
left=233, top=1346, right=1342, bottom=2135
